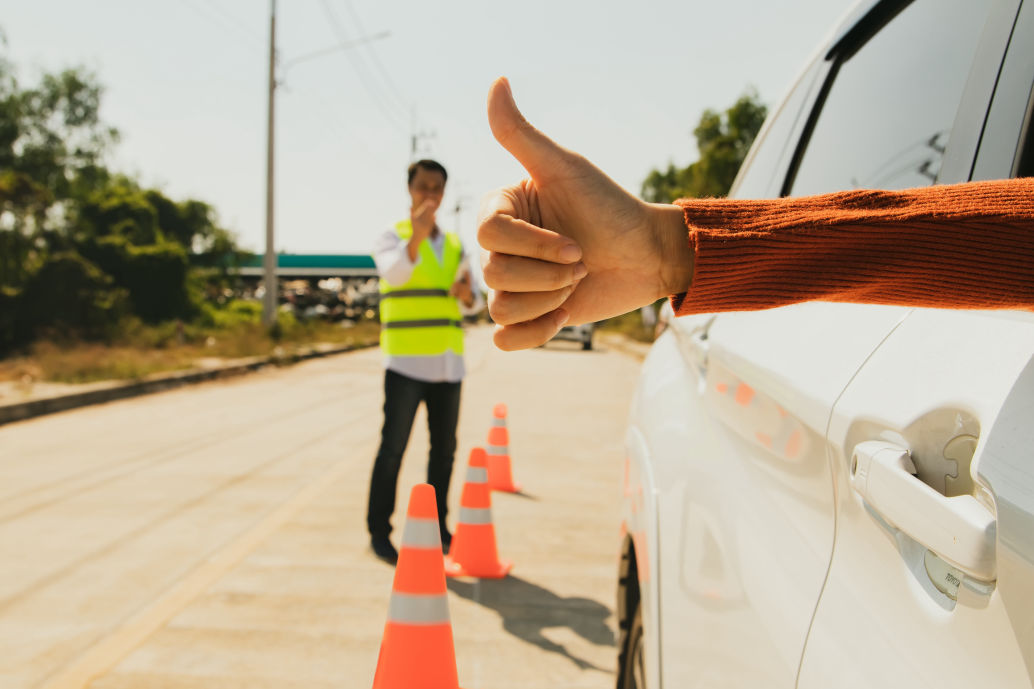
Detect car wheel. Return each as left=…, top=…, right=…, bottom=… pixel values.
left=582, top=337, right=593, bottom=351
left=617, top=600, right=646, bottom=689
left=616, top=600, right=641, bottom=682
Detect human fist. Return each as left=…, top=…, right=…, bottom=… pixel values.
left=478, top=77, right=692, bottom=350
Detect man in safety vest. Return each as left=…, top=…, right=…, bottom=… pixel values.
left=367, top=159, right=483, bottom=565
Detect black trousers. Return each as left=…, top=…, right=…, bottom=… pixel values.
left=367, top=368, right=461, bottom=539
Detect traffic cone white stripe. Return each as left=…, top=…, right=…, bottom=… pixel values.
left=388, top=592, right=451, bottom=625
left=491, top=417, right=506, bottom=427
left=401, top=517, right=442, bottom=549
left=486, top=444, right=508, bottom=455
left=465, top=467, right=488, bottom=483
left=458, top=506, right=494, bottom=525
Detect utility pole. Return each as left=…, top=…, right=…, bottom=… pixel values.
left=410, top=106, right=435, bottom=160
left=453, top=195, right=468, bottom=233
left=262, top=0, right=278, bottom=328
left=260, top=6, right=390, bottom=327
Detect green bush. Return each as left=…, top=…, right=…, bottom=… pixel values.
left=78, top=235, right=194, bottom=322
left=19, top=252, right=127, bottom=339
left=125, top=241, right=192, bottom=321
left=0, top=286, right=22, bottom=351
left=198, top=298, right=262, bottom=329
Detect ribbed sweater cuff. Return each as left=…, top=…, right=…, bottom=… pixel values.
left=669, top=178, right=1034, bottom=315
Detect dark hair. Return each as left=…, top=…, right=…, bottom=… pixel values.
left=407, top=159, right=448, bottom=186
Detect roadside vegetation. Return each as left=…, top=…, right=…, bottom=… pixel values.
left=0, top=310, right=380, bottom=385
left=0, top=45, right=380, bottom=388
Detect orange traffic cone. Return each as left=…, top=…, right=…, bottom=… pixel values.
left=445, top=448, right=513, bottom=579
left=486, top=403, right=521, bottom=493
left=372, top=483, right=462, bottom=689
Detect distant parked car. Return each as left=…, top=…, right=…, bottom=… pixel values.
left=616, top=1, right=1034, bottom=688
left=551, top=322, right=595, bottom=350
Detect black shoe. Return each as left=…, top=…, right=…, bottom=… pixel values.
left=370, top=536, right=398, bottom=565
left=440, top=527, right=452, bottom=555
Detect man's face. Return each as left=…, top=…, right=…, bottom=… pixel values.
left=408, top=167, right=446, bottom=213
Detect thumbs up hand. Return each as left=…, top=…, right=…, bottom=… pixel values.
left=478, top=77, right=693, bottom=351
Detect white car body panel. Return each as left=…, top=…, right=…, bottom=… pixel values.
left=626, top=303, right=910, bottom=687
left=619, top=0, right=1034, bottom=684
left=799, top=310, right=1034, bottom=689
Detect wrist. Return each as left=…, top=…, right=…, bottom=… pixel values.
left=649, top=202, right=695, bottom=298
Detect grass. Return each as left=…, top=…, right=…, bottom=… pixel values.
left=0, top=302, right=381, bottom=385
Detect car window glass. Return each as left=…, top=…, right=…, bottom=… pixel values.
left=731, top=60, right=824, bottom=199
left=1015, top=85, right=1034, bottom=176
left=788, top=0, right=993, bottom=195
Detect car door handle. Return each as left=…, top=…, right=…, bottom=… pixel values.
left=850, top=440, right=996, bottom=581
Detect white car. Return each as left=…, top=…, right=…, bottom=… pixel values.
left=616, top=0, right=1034, bottom=687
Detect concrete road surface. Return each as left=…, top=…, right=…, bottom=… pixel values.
left=0, top=325, right=644, bottom=689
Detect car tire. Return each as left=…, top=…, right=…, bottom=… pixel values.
left=582, top=337, right=593, bottom=351
left=617, top=599, right=646, bottom=689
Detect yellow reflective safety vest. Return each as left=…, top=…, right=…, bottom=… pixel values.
left=379, top=220, right=465, bottom=357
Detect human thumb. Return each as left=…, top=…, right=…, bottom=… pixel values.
left=487, top=77, right=566, bottom=180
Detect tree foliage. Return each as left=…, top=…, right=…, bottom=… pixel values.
left=641, top=91, right=768, bottom=202
left=0, top=46, right=246, bottom=350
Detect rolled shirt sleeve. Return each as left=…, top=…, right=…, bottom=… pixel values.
left=372, top=228, right=417, bottom=287
left=456, top=253, right=485, bottom=316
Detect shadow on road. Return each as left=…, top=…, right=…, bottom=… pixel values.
left=447, top=573, right=615, bottom=673
left=498, top=490, right=538, bottom=501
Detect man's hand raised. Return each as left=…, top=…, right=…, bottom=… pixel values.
left=410, top=198, right=438, bottom=242
left=477, top=77, right=693, bottom=351
left=407, top=198, right=438, bottom=263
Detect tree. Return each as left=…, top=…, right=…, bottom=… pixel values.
left=0, top=51, right=118, bottom=288
left=641, top=90, right=768, bottom=202
left=0, top=42, right=247, bottom=349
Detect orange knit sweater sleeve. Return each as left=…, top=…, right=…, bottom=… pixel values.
left=670, top=177, right=1034, bottom=314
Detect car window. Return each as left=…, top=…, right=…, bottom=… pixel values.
left=731, top=60, right=825, bottom=199
left=787, top=0, right=994, bottom=195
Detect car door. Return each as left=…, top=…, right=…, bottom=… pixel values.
left=649, top=302, right=909, bottom=688
left=791, top=0, right=1034, bottom=686
left=802, top=310, right=1034, bottom=689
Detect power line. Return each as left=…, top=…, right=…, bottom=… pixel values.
left=181, top=0, right=265, bottom=52
left=339, top=0, right=411, bottom=114
left=331, top=0, right=432, bottom=160
left=206, top=0, right=265, bottom=43
left=317, top=0, right=409, bottom=135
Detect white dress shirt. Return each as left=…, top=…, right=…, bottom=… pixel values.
left=373, top=226, right=484, bottom=383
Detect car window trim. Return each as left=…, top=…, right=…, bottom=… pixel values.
left=729, top=57, right=830, bottom=198
left=824, top=0, right=913, bottom=62
left=972, top=0, right=1034, bottom=179
left=939, top=0, right=1023, bottom=183
left=1014, top=85, right=1034, bottom=176
left=781, top=0, right=1017, bottom=195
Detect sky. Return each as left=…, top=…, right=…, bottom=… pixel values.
left=2, top=0, right=857, bottom=256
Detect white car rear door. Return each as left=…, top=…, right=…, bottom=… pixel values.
left=800, top=310, right=1034, bottom=688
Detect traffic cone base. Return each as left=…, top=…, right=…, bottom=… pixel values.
left=444, top=554, right=513, bottom=579
left=486, top=453, right=521, bottom=493
left=375, top=624, right=461, bottom=689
